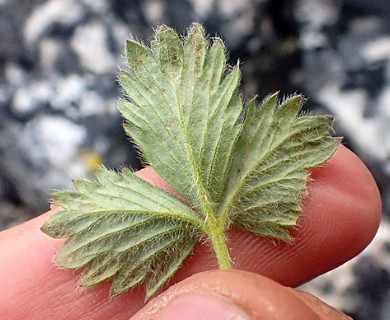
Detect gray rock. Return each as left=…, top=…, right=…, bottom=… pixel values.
left=294, top=2, right=390, bottom=319
left=0, top=1, right=389, bottom=318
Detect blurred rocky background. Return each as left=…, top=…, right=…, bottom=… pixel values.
left=0, top=0, right=389, bottom=318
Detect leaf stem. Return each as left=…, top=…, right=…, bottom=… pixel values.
left=205, top=217, right=232, bottom=269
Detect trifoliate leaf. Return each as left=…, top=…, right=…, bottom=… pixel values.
left=41, top=23, right=340, bottom=298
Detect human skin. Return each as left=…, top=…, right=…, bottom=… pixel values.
left=0, top=145, right=382, bottom=319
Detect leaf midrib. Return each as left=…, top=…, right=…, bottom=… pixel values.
left=174, top=52, right=216, bottom=225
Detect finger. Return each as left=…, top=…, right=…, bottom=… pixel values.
left=0, top=145, right=380, bottom=319
left=137, top=145, right=382, bottom=287
left=132, top=269, right=351, bottom=320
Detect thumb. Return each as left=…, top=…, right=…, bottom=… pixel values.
left=131, top=269, right=351, bottom=320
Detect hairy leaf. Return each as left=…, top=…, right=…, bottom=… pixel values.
left=42, top=168, right=200, bottom=297
left=41, top=23, right=340, bottom=298
left=119, top=24, right=242, bottom=212
left=220, top=94, right=338, bottom=239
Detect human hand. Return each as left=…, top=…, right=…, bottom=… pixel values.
left=0, top=146, right=381, bottom=319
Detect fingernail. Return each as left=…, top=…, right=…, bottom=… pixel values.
left=156, top=292, right=249, bottom=320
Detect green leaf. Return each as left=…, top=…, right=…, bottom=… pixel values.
left=220, top=94, right=339, bottom=240
left=41, top=23, right=340, bottom=298
left=42, top=167, right=200, bottom=297
left=119, top=24, right=242, bottom=212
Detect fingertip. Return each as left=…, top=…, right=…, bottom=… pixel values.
left=135, top=146, right=382, bottom=287
left=305, top=145, right=382, bottom=259
left=310, top=145, right=382, bottom=225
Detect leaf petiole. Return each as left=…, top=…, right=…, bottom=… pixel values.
left=204, top=216, right=232, bottom=269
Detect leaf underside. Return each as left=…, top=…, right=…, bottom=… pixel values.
left=41, top=23, right=340, bottom=298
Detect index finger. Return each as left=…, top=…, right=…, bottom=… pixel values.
left=0, top=145, right=381, bottom=319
